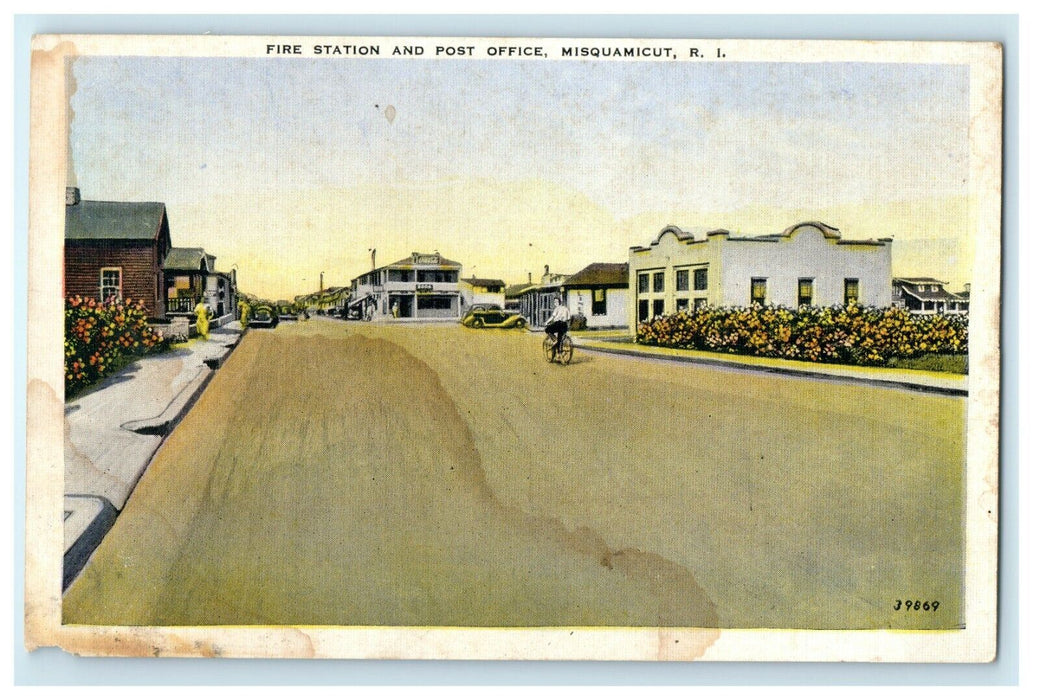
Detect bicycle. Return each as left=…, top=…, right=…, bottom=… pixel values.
left=543, top=331, right=574, bottom=365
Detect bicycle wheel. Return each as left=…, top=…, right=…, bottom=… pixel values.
left=558, top=335, right=574, bottom=365
left=542, top=335, right=555, bottom=362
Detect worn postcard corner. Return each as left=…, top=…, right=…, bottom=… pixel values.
left=25, top=34, right=1001, bottom=663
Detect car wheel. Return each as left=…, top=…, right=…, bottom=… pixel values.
left=515, top=318, right=526, bottom=329
left=472, top=318, right=484, bottom=328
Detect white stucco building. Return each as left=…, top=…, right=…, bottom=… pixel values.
left=628, top=222, right=893, bottom=328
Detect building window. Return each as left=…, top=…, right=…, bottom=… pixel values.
left=798, top=278, right=814, bottom=307
left=638, top=273, right=649, bottom=294
left=694, top=268, right=708, bottom=291
left=750, top=278, right=767, bottom=306
left=417, top=295, right=453, bottom=310
left=652, top=299, right=665, bottom=317
left=676, top=298, right=689, bottom=312
left=638, top=299, right=649, bottom=322
left=388, top=269, right=414, bottom=282
left=844, top=278, right=860, bottom=305
left=652, top=272, right=665, bottom=293
left=675, top=269, right=689, bottom=292
left=694, top=297, right=707, bottom=310
left=592, top=288, right=607, bottom=316
left=100, top=268, right=122, bottom=301
left=417, top=270, right=458, bottom=283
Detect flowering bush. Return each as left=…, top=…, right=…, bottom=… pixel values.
left=65, top=296, right=167, bottom=396
left=636, top=304, right=968, bottom=367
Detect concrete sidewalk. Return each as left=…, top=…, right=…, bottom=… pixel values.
left=63, top=323, right=244, bottom=589
left=570, top=334, right=968, bottom=396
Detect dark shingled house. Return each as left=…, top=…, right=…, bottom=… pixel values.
left=64, top=187, right=172, bottom=320
left=892, top=277, right=969, bottom=315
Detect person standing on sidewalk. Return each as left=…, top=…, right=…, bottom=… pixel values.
left=194, top=301, right=211, bottom=340
left=544, top=296, right=571, bottom=359
left=238, top=299, right=250, bottom=328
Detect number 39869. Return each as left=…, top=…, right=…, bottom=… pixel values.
left=894, top=600, right=940, bottom=611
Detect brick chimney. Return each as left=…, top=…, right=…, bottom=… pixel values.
left=66, top=187, right=80, bottom=206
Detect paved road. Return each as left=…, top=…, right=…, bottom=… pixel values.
left=64, top=319, right=965, bottom=630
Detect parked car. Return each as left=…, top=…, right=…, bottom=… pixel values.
left=248, top=303, right=279, bottom=328
left=276, top=301, right=298, bottom=321
left=461, top=307, right=528, bottom=329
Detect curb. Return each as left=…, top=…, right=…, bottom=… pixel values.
left=63, top=331, right=244, bottom=593
left=574, top=341, right=968, bottom=397
left=120, top=367, right=215, bottom=435
left=63, top=495, right=118, bottom=591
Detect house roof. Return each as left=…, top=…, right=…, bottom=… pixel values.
left=385, top=252, right=462, bottom=269
left=164, top=247, right=212, bottom=271
left=461, top=277, right=506, bottom=288
left=901, top=288, right=960, bottom=302
left=562, top=262, right=629, bottom=288
left=504, top=283, right=536, bottom=298
left=65, top=200, right=167, bottom=241
left=893, top=278, right=960, bottom=302
left=893, top=277, right=948, bottom=285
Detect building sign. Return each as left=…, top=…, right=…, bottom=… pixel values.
left=413, top=254, right=440, bottom=265
left=416, top=283, right=434, bottom=293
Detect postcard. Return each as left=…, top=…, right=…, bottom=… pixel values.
left=25, top=34, right=1001, bottom=661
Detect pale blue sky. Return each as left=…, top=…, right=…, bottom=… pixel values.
left=68, top=56, right=972, bottom=296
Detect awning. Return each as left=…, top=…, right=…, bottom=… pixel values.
left=347, top=294, right=374, bottom=309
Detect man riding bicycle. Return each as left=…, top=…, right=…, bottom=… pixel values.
left=544, top=296, right=571, bottom=360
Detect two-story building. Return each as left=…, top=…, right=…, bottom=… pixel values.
left=64, top=187, right=172, bottom=320
left=163, top=247, right=238, bottom=325
left=892, top=277, right=969, bottom=315
left=628, top=222, right=893, bottom=328
left=348, top=252, right=463, bottom=320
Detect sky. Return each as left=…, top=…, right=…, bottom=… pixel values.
left=67, top=55, right=973, bottom=299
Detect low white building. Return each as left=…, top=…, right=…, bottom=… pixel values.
left=348, top=251, right=463, bottom=320
left=561, top=263, right=629, bottom=330
left=628, top=222, right=893, bottom=327
left=459, top=276, right=506, bottom=311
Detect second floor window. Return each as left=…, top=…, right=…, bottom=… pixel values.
left=638, top=273, right=649, bottom=294
left=694, top=268, right=708, bottom=291
left=675, top=269, right=689, bottom=292
left=652, top=272, right=664, bottom=293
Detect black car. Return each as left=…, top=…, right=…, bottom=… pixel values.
left=248, top=304, right=279, bottom=328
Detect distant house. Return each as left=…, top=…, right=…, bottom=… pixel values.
left=629, top=222, right=893, bottom=327
left=892, top=277, right=969, bottom=315
left=459, top=276, right=506, bottom=311
left=64, top=187, right=172, bottom=320
left=348, top=251, right=463, bottom=320
left=517, top=266, right=572, bottom=328
left=163, top=247, right=238, bottom=324
left=561, top=262, right=629, bottom=329
left=504, top=280, right=536, bottom=313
